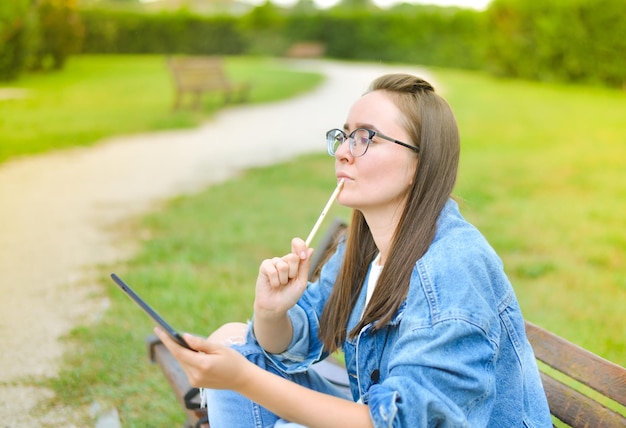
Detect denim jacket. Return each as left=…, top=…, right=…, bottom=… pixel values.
left=263, top=199, right=552, bottom=427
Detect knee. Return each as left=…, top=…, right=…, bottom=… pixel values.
left=208, top=322, right=249, bottom=346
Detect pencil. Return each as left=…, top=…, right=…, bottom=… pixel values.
left=305, top=179, right=345, bottom=247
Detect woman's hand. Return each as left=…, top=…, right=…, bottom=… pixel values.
left=156, top=326, right=375, bottom=428
left=154, top=327, right=250, bottom=390
left=253, top=237, right=313, bottom=320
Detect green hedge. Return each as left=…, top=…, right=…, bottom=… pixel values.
left=308, top=9, right=484, bottom=69
left=6, top=1, right=623, bottom=88
left=80, top=9, right=246, bottom=55
left=34, top=0, right=84, bottom=70
left=0, top=0, right=84, bottom=80
left=78, top=6, right=485, bottom=70
left=0, top=0, right=34, bottom=80
left=484, top=0, right=626, bottom=87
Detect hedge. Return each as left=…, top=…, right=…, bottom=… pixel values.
left=78, top=6, right=486, bottom=70
left=80, top=9, right=246, bottom=55
left=308, top=9, right=485, bottom=69
left=0, top=0, right=34, bottom=80
left=0, top=0, right=83, bottom=80
left=4, top=1, right=625, bottom=89
left=484, top=0, right=626, bottom=87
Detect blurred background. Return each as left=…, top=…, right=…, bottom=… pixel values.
left=1, top=0, right=624, bottom=89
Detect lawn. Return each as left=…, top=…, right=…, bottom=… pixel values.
left=0, top=54, right=323, bottom=164
left=438, top=69, right=625, bottom=362
left=20, top=59, right=624, bottom=425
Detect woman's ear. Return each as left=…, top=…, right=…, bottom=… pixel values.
left=409, top=159, right=419, bottom=187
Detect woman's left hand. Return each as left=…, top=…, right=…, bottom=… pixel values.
left=154, top=327, right=250, bottom=390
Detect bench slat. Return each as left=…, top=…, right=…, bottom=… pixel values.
left=148, top=336, right=207, bottom=427
left=541, top=372, right=626, bottom=427
left=526, top=321, right=626, bottom=407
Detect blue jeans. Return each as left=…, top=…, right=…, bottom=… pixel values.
left=204, top=340, right=350, bottom=428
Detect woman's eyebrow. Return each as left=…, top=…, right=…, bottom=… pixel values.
left=344, top=122, right=378, bottom=131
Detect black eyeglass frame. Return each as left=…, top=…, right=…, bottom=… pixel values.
left=326, top=128, right=419, bottom=157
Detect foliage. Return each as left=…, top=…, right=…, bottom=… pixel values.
left=33, top=0, right=85, bottom=70
left=0, top=0, right=84, bottom=80
left=310, top=8, right=484, bottom=69
left=80, top=8, right=245, bottom=54
left=333, top=0, right=377, bottom=12
left=76, top=0, right=625, bottom=89
left=236, top=1, right=289, bottom=55
left=78, top=5, right=485, bottom=70
left=0, top=0, right=36, bottom=80
left=484, top=0, right=626, bottom=87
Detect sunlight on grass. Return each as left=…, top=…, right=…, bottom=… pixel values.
left=438, top=69, right=626, bottom=366
left=0, top=55, right=323, bottom=164
left=46, top=154, right=347, bottom=425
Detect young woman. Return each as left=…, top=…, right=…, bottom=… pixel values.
left=155, top=73, right=552, bottom=427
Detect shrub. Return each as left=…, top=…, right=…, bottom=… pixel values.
left=32, top=0, right=85, bottom=70
left=80, top=8, right=246, bottom=55
left=76, top=1, right=624, bottom=88
left=484, top=0, right=626, bottom=88
left=0, top=0, right=36, bottom=80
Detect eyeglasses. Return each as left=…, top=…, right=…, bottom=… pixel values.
left=326, top=128, right=419, bottom=158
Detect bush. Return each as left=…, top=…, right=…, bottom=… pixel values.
left=311, top=8, right=484, bottom=69
left=484, top=0, right=626, bottom=88
left=33, top=0, right=84, bottom=70
left=77, top=1, right=624, bottom=88
left=237, top=2, right=288, bottom=56
left=80, top=9, right=246, bottom=55
left=0, top=0, right=36, bottom=80
left=78, top=5, right=484, bottom=67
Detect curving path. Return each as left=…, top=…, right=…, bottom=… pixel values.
left=0, top=59, right=432, bottom=425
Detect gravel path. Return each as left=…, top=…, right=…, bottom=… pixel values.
left=0, top=60, right=432, bottom=425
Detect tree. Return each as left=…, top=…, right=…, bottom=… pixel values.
left=0, top=0, right=36, bottom=80
left=33, top=0, right=84, bottom=70
left=333, top=0, right=375, bottom=11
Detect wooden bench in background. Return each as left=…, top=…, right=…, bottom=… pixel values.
left=166, top=56, right=251, bottom=110
left=285, top=42, right=326, bottom=59
left=147, top=219, right=626, bottom=427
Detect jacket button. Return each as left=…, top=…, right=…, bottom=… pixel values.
left=370, top=369, right=380, bottom=383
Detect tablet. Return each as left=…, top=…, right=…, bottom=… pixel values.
left=110, top=273, right=193, bottom=351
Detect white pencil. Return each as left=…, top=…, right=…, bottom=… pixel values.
left=305, top=179, right=345, bottom=247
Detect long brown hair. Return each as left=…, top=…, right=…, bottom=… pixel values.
left=319, top=74, right=460, bottom=352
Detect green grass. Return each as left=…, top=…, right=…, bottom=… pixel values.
left=0, top=54, right=323, bottom=164
left=44, top=155, right=349, bottom=426
left=436, top=69, right=625, bottom=365
left=30, top=63, right=625, bottom=424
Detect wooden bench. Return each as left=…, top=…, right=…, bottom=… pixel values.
left=147, top=219, right=626, bottom=427
left=166, top=56, right=251, bottom=110
left=285, top=42, right=326, bottom=59
left=525, top=321, right=626, bottom=426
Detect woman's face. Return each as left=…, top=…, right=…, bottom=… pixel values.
left=335, top=90, right=419, bottom=217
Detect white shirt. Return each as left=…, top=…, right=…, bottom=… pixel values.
left=363, top=253, right=383, bottom=317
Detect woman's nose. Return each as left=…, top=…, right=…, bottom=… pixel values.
left=334, top=139, right=353, bottom=161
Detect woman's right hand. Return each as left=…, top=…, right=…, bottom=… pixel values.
left=253, top=237, right=313, bottom=321
left=154, top=327, right=250, bottom=391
